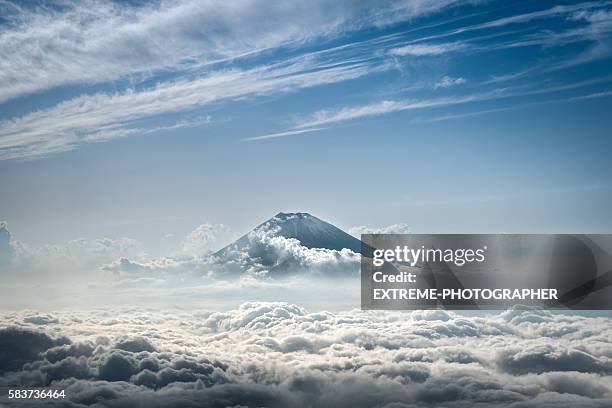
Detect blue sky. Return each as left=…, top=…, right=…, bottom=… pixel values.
left=1, top=0, right=612, bottom=249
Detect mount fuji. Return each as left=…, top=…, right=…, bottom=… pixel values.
left=216, top=212, right=362, bottom=254
left=212, top=212, right=364, bottom=276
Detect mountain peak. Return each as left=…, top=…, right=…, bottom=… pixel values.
left=212, top=212, right=363, bottom=276
left=215, top=211, right=362, bottom=256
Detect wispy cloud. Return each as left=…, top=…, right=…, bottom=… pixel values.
left=434, top=75, right=466, bottom=89
left=410, top=89, right=612, bottom=123
left=0, top=0, right=459, bottom=104
left=412, top=1, right=612, bottom=43
left=0, top=54, right=388, bottom=160
left=389, top=42, right=464, bottom=56
left=247, top=77, right=612, bottom=140
left=291, top=95, right=482, bottom=129
left=82, top=116, right=213, bottom=143
left=2, top=0, right=611, bottom=157
left=243, top=127, right=330, bottom=141
left=294, top=75, right=612, bottom=128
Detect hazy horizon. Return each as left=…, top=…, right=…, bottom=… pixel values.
left=2, top=0, right=612, bottom=253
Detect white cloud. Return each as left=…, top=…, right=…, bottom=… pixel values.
left=183, top=223, right=233, bottom=255
left=210, top=220, right=360, bottom=277
left=100, top=256, right=199, bottom=277
left=82, top=116, right=213, bottom=143
left=349, top=224, right=411, bottom=236
left=434, top=75, right=466, bottom=89
left=0, top=222, right=142, bottom=279
left=389, top=42, right=464, bottom=56
left=292, top=96, right=479, bottom=129
left=244, top=127, right=330, bottom=141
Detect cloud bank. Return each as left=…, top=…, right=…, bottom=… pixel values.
left=1, top=303, right=611, bottom=407
left=0, top=219, right=360, bottom=299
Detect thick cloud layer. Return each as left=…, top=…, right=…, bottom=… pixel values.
left=1, top=304, right=611, bottom=407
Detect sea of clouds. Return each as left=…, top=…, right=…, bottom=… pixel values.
left=3, top=220, right=612, bottom=406
left=1, top=303, right=612, bottom=407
